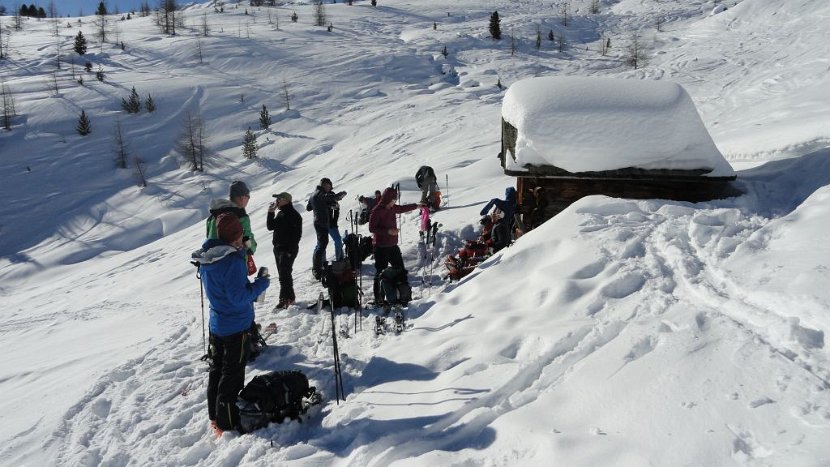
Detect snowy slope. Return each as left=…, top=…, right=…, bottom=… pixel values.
left=1, top=0, right=830, bottom=465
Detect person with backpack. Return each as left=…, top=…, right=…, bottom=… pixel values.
left=415, top=165, right=440, bottom=210
left=206, top=181, right=258, bottom=274
left=368, top=187, right=420, bottom=304
left=307, top=178, right=347, bottom=279
left=191, top=213, right=270, bottom=436
left=205, top=180, right=265, bottom=354
left=266, top=192, right=302, bottom=309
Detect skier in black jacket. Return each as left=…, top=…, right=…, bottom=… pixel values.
left=307, top=178, right=346, bottom=279
left=266, top=192, right=303, bottom=308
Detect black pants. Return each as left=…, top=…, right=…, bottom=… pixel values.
left=373, top=245, right=404, bottom=301
left=207, top=331, right=248, bottom=431
left=274, top=248, right=297, bottom=300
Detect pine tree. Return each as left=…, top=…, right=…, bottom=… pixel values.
left=96, top=1, right=107, bottom=16
left=242, top=128, right=258, bottom=159
left=259, top=104, right=271, bottom=130
left=177, top=112, right=206, bottom=171
left=74, top=31, right=87, bottom=55
left=489, top=11, right=501, bottom=40
left=314, top=1, right=326, bottom=27
left=535, top=26, right=541, bottom=50
left=2, top=82, right=16, bottom=131
left=121, top=86, right=141, bottom=113
left=77, top=110, right=91, bottom=135
left=145, top=94, right=156, bottom=112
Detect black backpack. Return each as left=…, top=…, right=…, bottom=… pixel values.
left=237, top=370, right=320, bottom=433
left=415, top=166, right=436, bottom=189
left=359, top=236, right=373, bottom=262
left=322, top=259, right=360, bottom=308
left=344, top=233, right=361, bottom=270
left=344, top=234, right=373, bottom=269
left=379, top=267, right=412, bottom=305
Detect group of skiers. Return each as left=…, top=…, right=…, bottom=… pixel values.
left=188, top=166, right=547, bottom=436
left=190, top=171, right=440, bottom=436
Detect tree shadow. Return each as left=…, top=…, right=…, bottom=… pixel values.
left=360, top=356, right=438, bottom=387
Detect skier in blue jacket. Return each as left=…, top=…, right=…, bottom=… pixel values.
left=192, top=212, right=270, bottom=435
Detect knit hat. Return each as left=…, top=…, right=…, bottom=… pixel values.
left=216, top=213, right=243, bottom=243
left=229, top=181, right=250, bottom=199
left=272, top=192, right=292, bottom=202
left=320, top=177, right=333, bottom=187
left=380, top=187, right=398, bottom=204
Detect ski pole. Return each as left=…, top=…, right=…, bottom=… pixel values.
left=329, top=300, right=344, bottom=403
left=445, top=174, right=449, bottom=207
left=197, top=267, right=206, bottom=354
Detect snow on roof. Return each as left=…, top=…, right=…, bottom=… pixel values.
left=501, top=76, right=736, bottom=177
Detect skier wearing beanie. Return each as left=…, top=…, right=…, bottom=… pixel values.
left=206, top=181, right=258, bottom=273
left=191, top=213, right=270, bottom=436
left=307, top=177, right=347, bottom=280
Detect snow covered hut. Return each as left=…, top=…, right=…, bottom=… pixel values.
left=499, top=76, right=737, bottom=222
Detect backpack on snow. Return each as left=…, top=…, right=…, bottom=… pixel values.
left=379, top=267, right=412, bottom=306
left=322, top=259, right=360, bottom=308
left=344, top=233, right=361, bottom=270
left=237, top=370, right=321, bottom=433
left=344, top=233, right=373, bottom=270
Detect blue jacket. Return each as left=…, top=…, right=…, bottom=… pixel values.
left=192, top=239, right=270, bottom=337
left=480, top=187, right=517, bottom=225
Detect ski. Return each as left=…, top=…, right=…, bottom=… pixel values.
left=339, top=316, right=351, bottom=339
left=393, top=306, right=405, bottom=334
left=374, top=315, right=386, bottom=336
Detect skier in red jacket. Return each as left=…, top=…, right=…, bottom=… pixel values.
left=368, top=187, right=420, bottom=303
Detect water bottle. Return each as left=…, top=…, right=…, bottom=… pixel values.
left=255, top=267, right=269, bottom=304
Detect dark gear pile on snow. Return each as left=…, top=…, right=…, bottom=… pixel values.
left=322, top=259, right=360, bottom=308
left=237, top=370, right=321, bottom=433
left=344, top=233, right=373, bottom=270
left=379, top=267, right=412, bottom=306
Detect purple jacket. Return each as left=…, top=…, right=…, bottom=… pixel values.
left=369, top=188, right=418, bottom=247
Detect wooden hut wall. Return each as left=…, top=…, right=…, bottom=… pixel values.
left=517, top=176, right=737, bottom=221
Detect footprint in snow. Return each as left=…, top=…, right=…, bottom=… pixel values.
left=749, top=397, right=775, bottom=408
left=600, top=273, right=646, bottom=299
